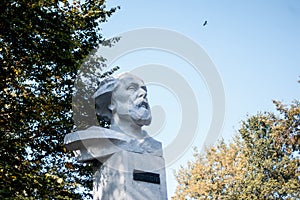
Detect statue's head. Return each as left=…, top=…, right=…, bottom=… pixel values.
left=94, top=72, right=152, bottom=129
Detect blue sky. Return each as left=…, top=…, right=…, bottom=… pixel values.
left=98, top=0, right=300, bottom=197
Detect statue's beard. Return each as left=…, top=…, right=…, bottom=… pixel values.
left=128, top=99, right=152, bottom=126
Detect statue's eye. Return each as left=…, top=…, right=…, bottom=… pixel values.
left=127, top=85, right=137, bottom=91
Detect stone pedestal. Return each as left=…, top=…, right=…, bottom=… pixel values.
left=64, top=126, right=167, bottom=200
left=94, top=151, right=167, bottom=200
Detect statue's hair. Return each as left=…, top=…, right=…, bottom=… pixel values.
left=93, top=77, right=118, bottom=121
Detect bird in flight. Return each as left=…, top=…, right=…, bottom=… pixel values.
left=203, top=20, right=207, bottom=26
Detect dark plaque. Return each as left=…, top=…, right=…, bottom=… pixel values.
left=133, top=170, right=160, bottom=184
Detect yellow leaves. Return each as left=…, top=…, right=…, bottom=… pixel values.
left=45, top=173, right=64, bottom=185
left=13, top=67, right=20, bottom=76
left=173, top=137, right=249, bottom=199
left=10, top=91, right=17, bottom=97
left=57, top=178, right=63, bottom=184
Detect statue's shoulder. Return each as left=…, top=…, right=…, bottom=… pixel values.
left=64, top=126, right=164, bottom=158
left=68, top=126, right=131, bottom=142
left=143, top=136, right=162, bottom=150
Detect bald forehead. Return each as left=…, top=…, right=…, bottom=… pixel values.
left=111, top=73, right=148, bottom=103
left=119, top=74, right=143, bottom=83
left=117, top=74, right=146, bottom=89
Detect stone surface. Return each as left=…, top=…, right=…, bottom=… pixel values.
left=64, top=126, right=163, bottom=162
left=93, top=151, right=167, bottom=200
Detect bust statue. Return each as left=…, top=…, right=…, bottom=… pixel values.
left=64, top=72, right=167, bottom=200
left=94, top=72, right=152, bottom=138
left=65, top=72, right=162, bottom=162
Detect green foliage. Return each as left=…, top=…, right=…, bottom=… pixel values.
left=0, top=0, right=119, bottom=199
left=173, top=101, right=300, bottom=200
left=72, top=49, right=120, bottom=130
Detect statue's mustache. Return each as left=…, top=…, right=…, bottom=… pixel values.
left=133, top=98, right=150, bottom=110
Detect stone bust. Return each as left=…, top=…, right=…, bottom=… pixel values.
left=94, top=72, right=152, bottom=139
left=65, top=72, right=162, bottom=162
left=80, top=72, right=162, bottom=157
left=65, top=73, right=167, bottom=200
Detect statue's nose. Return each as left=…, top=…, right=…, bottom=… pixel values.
left=138, top=88, right=147, bottom=98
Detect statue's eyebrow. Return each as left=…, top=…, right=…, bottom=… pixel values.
left=127, top=83, right=138, bottom=89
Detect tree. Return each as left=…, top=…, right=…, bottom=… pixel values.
left=173, top=101, right=300, bottom=200
left=72, top=49, right=119, bottom=130
left=0, top=0, right=119, bottom=198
